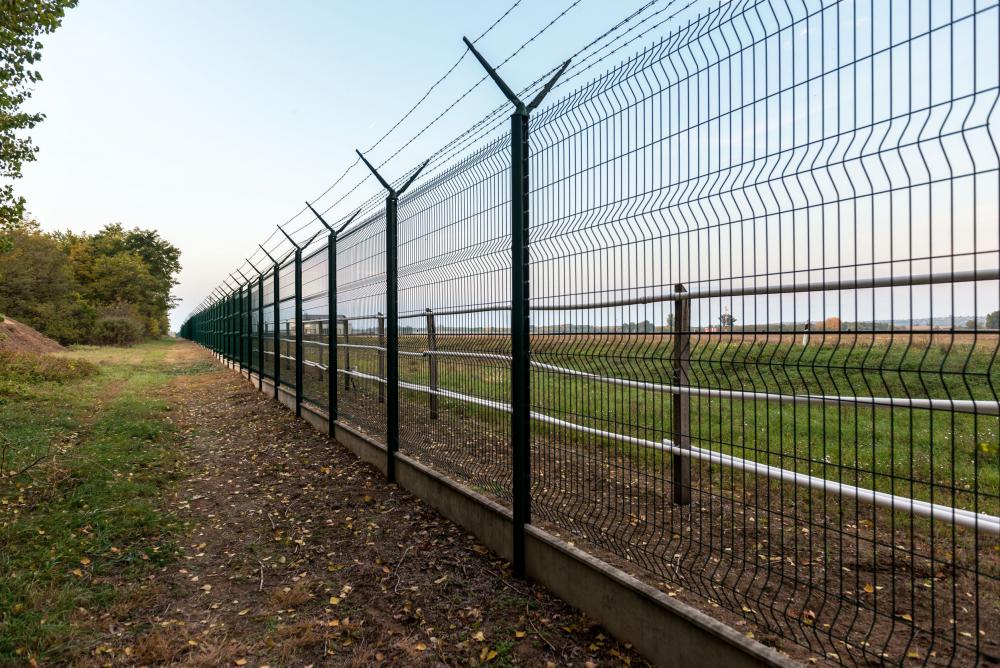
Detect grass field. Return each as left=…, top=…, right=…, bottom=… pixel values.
left=0, top=340, right=185, bottom=663
left=294, top=332, right=1000, bottom=515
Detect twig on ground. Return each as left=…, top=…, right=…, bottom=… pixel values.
left=480, top=566, right=528, bottom=597
left=393, top=546, right=413, bottom=594
left=527, top=602, right=557, bottom=651
left=258, top=560, right=265, bottom=591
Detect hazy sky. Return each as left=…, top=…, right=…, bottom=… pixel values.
left=17, top=0, right=682, bottom=329
left=17, top=0, right=997, bottom=332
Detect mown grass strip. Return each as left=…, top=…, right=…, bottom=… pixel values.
left=0, top=340, right=185, bottom=664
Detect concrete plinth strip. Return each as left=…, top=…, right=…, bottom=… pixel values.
left=245, top=368, right=799, bottom=668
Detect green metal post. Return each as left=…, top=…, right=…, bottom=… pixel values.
left=305, top=201, right=361, bottom=428
left=355, top=152, right=429, bottom=485
left=294, top=248, right=303, bottom=418
left=463, top=37, right=570, bottom=579
left=243, top=283, right=250, bottom=372
left=273, top=262, right=280, bottom=399
left=328, top=232, right=337, bottom=422
left=257, top=273, right=264, bottom=391
left=237, top=286, right=244, bottom=371
left=385, top=194, right=398, bottom=481
left=510, top=110, right=530, bottom=578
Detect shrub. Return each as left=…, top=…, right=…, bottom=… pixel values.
left=92, top=316, right=144, bottom=346
left=0, top=349, right=98, bottom=384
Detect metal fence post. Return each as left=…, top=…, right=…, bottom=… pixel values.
left=385, top=198, right=398, bottom=481
left=234, top=269, right=251, bottom=374
left=306, top=200, right=361, bottom=426
left=273, top=261, right=280, bottom=399
left=244, top=281, right=251, bottom=372
left=229, top=290, right=235, bottom=364
left=294, top=249, right=303, bottom=417
left=426, top=308, right=438, bottom=419
left=377, top=313, right=386, bottom=404
left=257, top=271, right=264, bottom=391
left=327, top=232, right=338, bottom=421
left=225, top=293, right=231, bottom=362
left=464, top=37, right=569, bottom=580
left=356, top=150, right=429, bottom=484
left=672, top=284, right=691, bottom=506
left=277, top=227, right=320, bottom=419
left=343, top=319, right=351, bottom=391
left=222, top=293, right=228, bottom=361
left=238, top=285, right=244, bottom=371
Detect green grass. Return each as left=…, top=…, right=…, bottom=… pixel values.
left=297, top=333, right=1000, bottom=515
left=0, top=339, right=185, bottom=664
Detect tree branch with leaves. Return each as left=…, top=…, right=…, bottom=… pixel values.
left=0, top=0, right=78, bottom=249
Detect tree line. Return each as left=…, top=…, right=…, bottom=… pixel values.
left=0, top=221, right=180, bottom=344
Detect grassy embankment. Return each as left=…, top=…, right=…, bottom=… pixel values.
left=0, top=339, right=188, bottom=664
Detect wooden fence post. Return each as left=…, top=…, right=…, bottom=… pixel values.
left=377, top=313, right=386, bottom=404
left=672, top=284, right=691, bottom=505
left=426, top=308, right=438, bottom=419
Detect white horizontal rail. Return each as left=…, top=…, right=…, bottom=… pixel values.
left=330, top=367, right=999, bottom=534
left=532, top=267, right=1000, bottom=312
left=387, top=268, right=1000, bottom=319
left=331, top=348, right=1000, bottom=416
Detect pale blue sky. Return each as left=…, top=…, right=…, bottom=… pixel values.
left=18, top=0, right=691, bottom=329
left=17, top=0, right=997, bottom=331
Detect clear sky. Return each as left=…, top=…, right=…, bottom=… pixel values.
left=17, top=0, right=692, bottom=330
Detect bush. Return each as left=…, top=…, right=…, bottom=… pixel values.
left=92, top=316, right=144, bottom=346
left=0, top=349, right=98, bottom=384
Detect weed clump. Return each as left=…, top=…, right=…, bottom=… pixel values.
left=0, top=350, right=98, bottom=386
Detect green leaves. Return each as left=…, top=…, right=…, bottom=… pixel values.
left=0, top=0, right=78, bottom=230
left=0, top=223, right=181, bottom=344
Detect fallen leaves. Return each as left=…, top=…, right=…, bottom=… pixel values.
left=75, top=345, right=650, bottom=668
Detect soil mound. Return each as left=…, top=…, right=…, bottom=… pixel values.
left=0, top=317, right=65, bottom=353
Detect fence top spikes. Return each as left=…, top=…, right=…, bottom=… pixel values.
left=336, top=208, right=363, bottom=236
left=355, top=150, right=393, bottom=193
left=308, top=202, right=363, bottom=237
left=527, top=58, right=571, bottom=112
left=305, top=201, right=333, bottom=232
left=245, top=257, right=262, bottom=274
left=463, top=36, right=520, bottom=108
left=398, top=160, right=430, bottom=196
left=463, top=35, right=570, bottom=114
left=303, top=229, right=324, bottom=249
left=277, top=225, right=300, bottom=250
left=259, top=244, right=278, bottom=264
left=356, top=151, right=429, bottom=197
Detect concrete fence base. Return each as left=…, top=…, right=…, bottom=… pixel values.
left=227, top=358, right=797, bottom=668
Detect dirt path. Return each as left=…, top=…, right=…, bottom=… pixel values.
left=90, top=342, right=647, bottom=667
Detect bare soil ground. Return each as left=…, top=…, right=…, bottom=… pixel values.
left=84, top=342, right=647, bottom=667
left=336, top=383, right=1000, bottom=667
left=0, top=317, right=65, bottom=353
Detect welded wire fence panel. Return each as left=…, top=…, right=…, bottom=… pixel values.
left=336, top=205, right=388, bottom=442
left=525, top=0, right=1000, bottom=664
left=301, top=245, right=329, bottom=409
left=396, top=137, right=514, bottom=502
left=180, top=1, right=999, bottom=664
